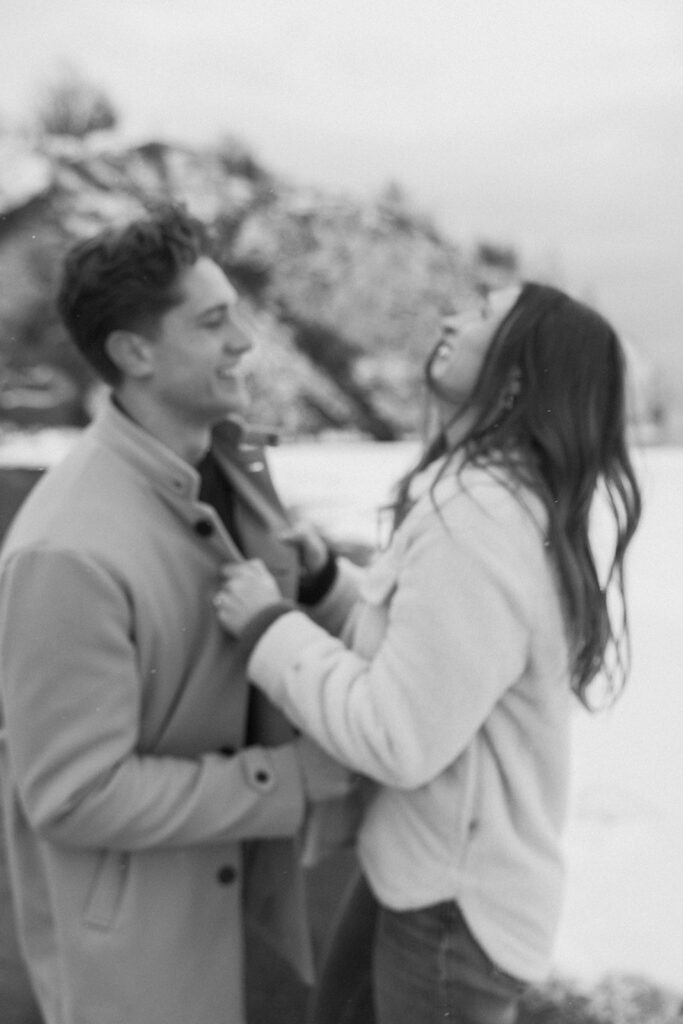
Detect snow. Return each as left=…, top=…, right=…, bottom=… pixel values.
left=1, top=433, right=681, bottom=991
left=554, top=447, right=683, bottom=990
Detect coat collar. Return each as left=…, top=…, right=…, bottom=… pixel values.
left=89, top=398, right=278, bottom=506
left=90, top=398, right=203, bottom=501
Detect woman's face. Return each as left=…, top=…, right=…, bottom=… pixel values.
left=426, top=285, right=522, bottom=408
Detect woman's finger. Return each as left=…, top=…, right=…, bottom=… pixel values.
left=220, top=559, right=265, bottom=579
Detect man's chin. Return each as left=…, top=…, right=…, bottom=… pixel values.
left=215, top=398, right=250, bottom=425
left=216, top=380, right=250, bottom=418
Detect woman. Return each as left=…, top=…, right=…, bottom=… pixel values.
left=214, top=282, right=642, bottom=1024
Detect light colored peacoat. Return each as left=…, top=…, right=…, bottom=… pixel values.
left=0, top=400, right=313, bottom=1024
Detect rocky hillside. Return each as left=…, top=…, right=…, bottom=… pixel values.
left=0, top=132, right=659, bottom=439
left=0, top=133, right=493, bottom=438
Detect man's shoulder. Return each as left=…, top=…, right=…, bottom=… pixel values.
left=1, top=433, right=146, bottom=557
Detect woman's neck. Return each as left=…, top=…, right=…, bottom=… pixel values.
left=439, top=404, right=477, bottom=448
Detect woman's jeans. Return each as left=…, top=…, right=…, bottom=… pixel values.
left=309, top=872, right=528, bottom=1024
left=375, top=898, right=528, bottom=1024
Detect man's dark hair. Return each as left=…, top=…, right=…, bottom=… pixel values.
left=56, top=205, right=214, bottom=384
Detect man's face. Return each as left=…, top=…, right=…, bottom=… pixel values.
left=146, top=257, right=254, bottom=426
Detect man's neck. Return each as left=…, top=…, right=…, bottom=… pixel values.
left=113, top=391, right=211, bottom=466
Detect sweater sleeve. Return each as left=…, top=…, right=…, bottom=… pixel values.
left=0, top=547, right=305, bottom=850
left=247, top=493, right=538, bottom=789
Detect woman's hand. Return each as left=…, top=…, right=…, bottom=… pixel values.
left=278, top=521, right=329, bottom=576
left=214, top=559, right=281, bottom=637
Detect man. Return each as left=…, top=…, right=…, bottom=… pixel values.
left=0, top=206, right=349, bottom=1024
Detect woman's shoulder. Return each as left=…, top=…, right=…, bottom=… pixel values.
left=389, top=461, right=551, bottom=621
left=421, top=459, right=547, bottom=538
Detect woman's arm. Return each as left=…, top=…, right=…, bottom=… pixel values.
left=218, top=494, right=538, bottom=789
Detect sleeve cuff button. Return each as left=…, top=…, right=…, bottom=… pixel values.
left=217, top=865, right=237, bottom=885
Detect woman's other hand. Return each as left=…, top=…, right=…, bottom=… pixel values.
left=294, top=735, right=356, bottom=803
left=278, top=521, right=329, bottom=576
left=214, top=559, right=281, bottom=636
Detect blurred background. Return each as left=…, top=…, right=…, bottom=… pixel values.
left=1, top=3, right=683, bottom=1022
left=0, top=0, right=681, bottom=439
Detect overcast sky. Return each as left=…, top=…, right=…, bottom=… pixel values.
left=2, top=0, right=682, bottom=388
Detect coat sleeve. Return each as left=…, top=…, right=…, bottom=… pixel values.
left=247, top=494, right=540, bottom=789
left=303, top=556, right=366, bottom=641
left=0, top=547, right=305, bottom=850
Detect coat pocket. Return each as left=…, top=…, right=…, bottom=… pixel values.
left=82, top=850, right=130, bottom=931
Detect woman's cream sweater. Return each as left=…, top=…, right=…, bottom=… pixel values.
left=248, top=461, right=572, bottom=982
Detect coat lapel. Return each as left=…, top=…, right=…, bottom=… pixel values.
left=212, top=424, right=315, bottom=982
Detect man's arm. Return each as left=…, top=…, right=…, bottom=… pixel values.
left=0, top=547, right=347, bottom=851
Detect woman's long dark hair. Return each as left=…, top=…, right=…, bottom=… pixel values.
left=393, top=283, right=642, bottom=709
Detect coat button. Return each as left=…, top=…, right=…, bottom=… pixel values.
left=254, top=769, right=270, bottom=785
left=194, top=519, right=214, bottom=538
left=217, top=865, right=237, bottom=886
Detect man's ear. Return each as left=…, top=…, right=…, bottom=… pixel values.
left=105, top=330, right=155, bottom=379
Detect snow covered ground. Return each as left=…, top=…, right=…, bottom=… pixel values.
left=269, top=440, right=683, bottom=993
left=1, top=432, right=681, bottom=992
